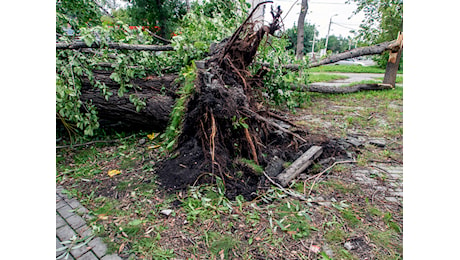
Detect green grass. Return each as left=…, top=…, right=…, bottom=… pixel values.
left=56, top=78, right=403, bottom=259
left=308, top=73, right=348, bottom=83
left=324, top=227, right=346, bottom=243
left=376, top=75, right=403, bottom=83
left=237, top=158, right=264, bottom=175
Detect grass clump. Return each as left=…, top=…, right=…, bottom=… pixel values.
left=237, top=158, right=264, bottom=175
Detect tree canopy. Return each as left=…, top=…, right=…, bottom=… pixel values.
left=126, top=0, right=187, bottom=38
left=285, top=23, right=317, bottom=55
left=347, top=0, right=403, bottom=68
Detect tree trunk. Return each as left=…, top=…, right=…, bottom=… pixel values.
left=56, top=41, right=174, bottom=51
left=297, top=83, right=393, bottom=94
left=383, top=33, right=403, bottom=87
left=295, top=0, right=308, bottom=60
left=80, top=70, right=178, bottom=131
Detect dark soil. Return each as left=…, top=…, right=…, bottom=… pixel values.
left=157, top=130, right=351, bottom=200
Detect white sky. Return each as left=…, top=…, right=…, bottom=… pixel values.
left=266, top=0, right=366, bottom=39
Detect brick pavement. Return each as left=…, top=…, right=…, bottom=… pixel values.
left=56, top=186, right=123, bottom=260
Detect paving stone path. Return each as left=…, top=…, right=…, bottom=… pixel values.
left=56, top=186, right=123, bottom=260
left=351, top=164, right=403, bottom=204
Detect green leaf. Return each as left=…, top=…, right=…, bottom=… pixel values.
left=82, top=34, right=95, bottom=47
left=110, top=72, right=120, bottom=83
left=128, top=219, right=143, bottom=226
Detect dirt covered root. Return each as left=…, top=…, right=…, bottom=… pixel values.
left=156, top=4, right=344, bottom=199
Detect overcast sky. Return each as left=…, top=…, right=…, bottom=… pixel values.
left=114, top=0, right=366, bottom=39
left=266, top=0, right=365, bottom=39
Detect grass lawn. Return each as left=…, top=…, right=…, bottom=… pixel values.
left=57, top=85, right=403, bottom=259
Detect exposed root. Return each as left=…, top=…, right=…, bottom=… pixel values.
left=244, top=127, right=259, bottom=165
left=156, top=4, right=335, bottom=199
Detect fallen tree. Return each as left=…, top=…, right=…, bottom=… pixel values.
left=297, top=83, right=394, bottom=94
left=260, top=39, right=402, bottom=69
left=79, top=70, right=178, bottom=131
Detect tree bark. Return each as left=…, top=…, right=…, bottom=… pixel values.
left=80, top=70, right=178, bottom=130
left=56, top=41, right=174, bottom=51
left=276, top=145, right=323, bottom=187
left=383, top=33, right=403, bottom=87
left=295, top=0, right=308, bottom=60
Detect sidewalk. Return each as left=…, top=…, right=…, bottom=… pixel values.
left=56, top=186, right=123, bottom=260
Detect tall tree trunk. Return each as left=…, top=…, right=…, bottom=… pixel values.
left=295, top=0, right=308, bottom=60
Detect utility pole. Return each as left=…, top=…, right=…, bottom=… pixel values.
left=324, top=14, right=338, bottom=53
left=311, top=31, right=316, bottom=58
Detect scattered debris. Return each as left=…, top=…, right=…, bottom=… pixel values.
left=368, top=138, right=387, bottom=147
left=160, top=209, right=173, bottom=216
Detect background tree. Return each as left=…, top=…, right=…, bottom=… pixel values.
left=56, top=0, right=103, bottom=34
left=320, top=35, right=349, bottom=54
left=347, top=0, right=403, bottom=68
left=285, top=22, right=318, bottom=55
left=126, top=0, right=187, bottom=38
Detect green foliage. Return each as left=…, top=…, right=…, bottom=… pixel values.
left=170, top=0, right=247, bottom=67
left=321, top=35, right=351, bottom=54
left=127, top=0, right=187, bottom=38
left=161, top=62, right=197, bottom=152
left=182, top=178, right=234, bottom=223
left=253, top=37, right=310, bottom=110
left=56, top=0, right=250, bottom=139
left=274, top=200, right=313, bottom=239
left=347, top=0, right=403, bottom=68
left=56, top=0, right=102, bottom=35
left=285, top=23, right=318, bottom=53
left=209, top=234, right=240, bottom=259
left=56, top=23, right=162, bottom=138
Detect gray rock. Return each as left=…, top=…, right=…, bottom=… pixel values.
left=344, top=241, right=355, bottom=251
left=195, top=60, right=206, bottom=69
left=323, top=244, right=334, bottom=257
left=265, top=156, right=285, bottom=177
left=346, top=137, right=363, bottom=147
left=160, top=209, right=173, bottom=216
left=385, top=196, right=399, bottom=203
left=368, top=138, right=386, bottom=147
left=138, top=138, right=146, bottom=145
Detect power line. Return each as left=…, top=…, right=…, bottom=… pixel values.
left=331, top=22, right=357, bottom=30
left=310, top=2, right=348, bottom=4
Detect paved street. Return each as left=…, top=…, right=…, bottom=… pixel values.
left=56, top=186, right=123, bottom=260
left=310, top=72, right=403, bottom=87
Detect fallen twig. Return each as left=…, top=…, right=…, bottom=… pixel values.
left=304, top=160, right=356, bottom=196
left=56, top=139, right=119, bottom=149
left=262, top=171, right=308, bottom=201
left=242, top=108, right=308, bottom=143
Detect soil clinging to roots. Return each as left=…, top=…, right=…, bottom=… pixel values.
left=156, top=4, right=346, bottom=199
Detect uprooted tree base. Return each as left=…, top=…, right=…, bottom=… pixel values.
left=156, top=5, right=349, bottom=200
